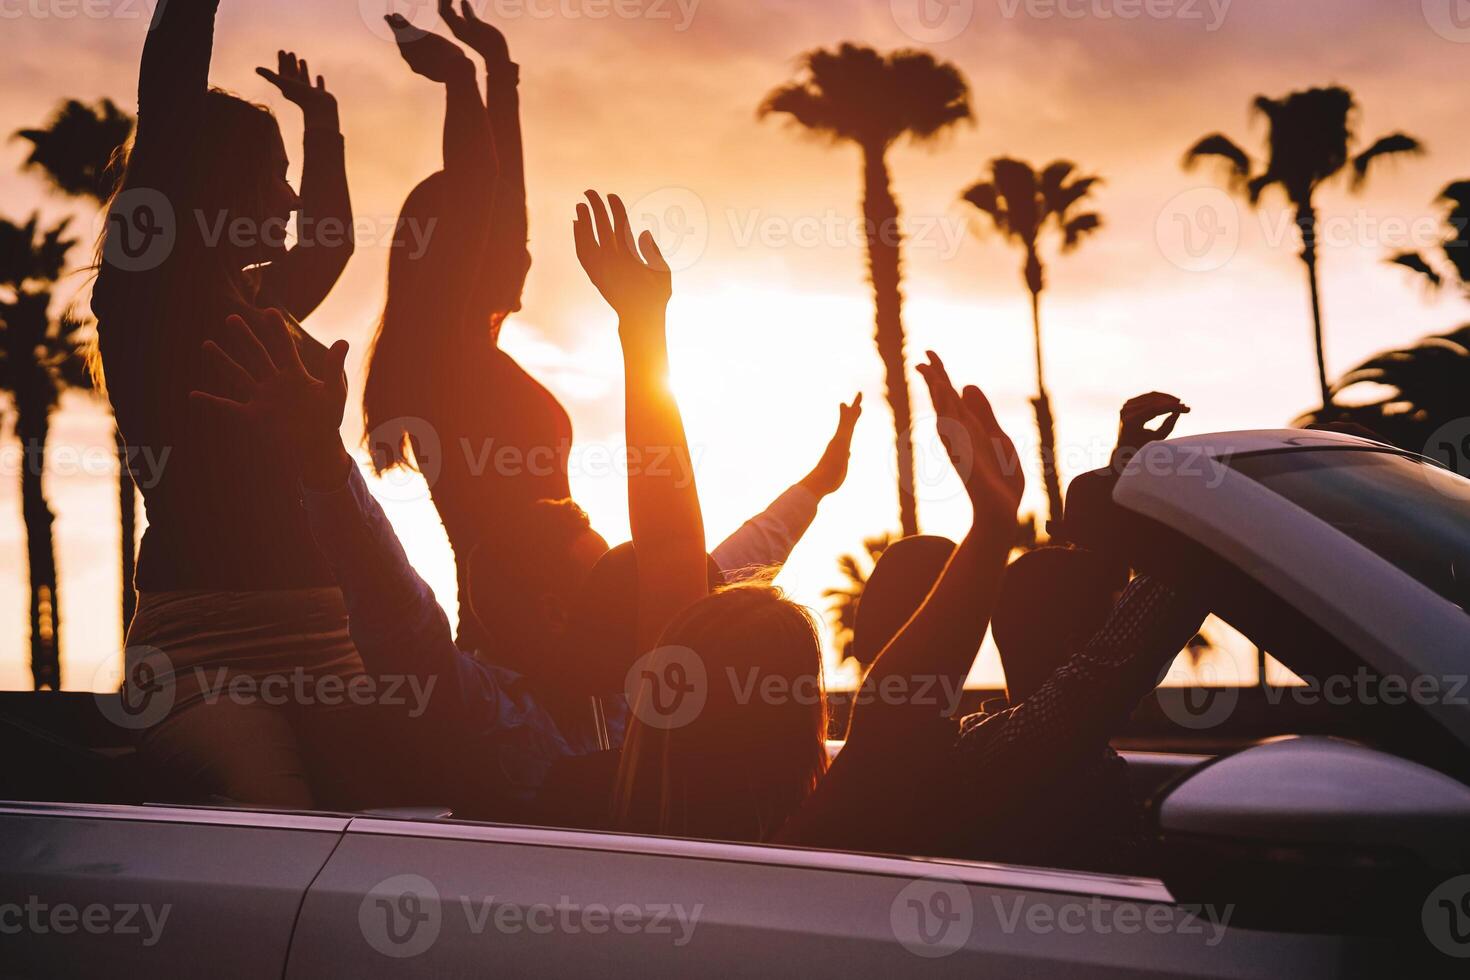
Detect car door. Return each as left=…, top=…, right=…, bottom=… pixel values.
left=284, top=816, right=1381, bottom=977
left=0, top=801, right=347, bottom=979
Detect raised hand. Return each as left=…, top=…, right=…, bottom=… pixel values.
left=573, top=191, right=672, bottom=332
left=1112, top=391, right=1189, bottom=471
left=800, top=394, right=863, bottom=498
left=916, top=351, right=1024, bottom=529
left=190, top=308, right=352, bottom=486
left=439, top=0, right=511, bottom=66
left=257, top=50, right=339, bottom=130
left=385, top=13, right=474, bottom=84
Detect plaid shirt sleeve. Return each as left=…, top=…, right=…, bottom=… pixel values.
left=954, top=575, right=1206, bottom=783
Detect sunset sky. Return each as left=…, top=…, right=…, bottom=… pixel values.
left=2, top=0, right=1467, bottom=691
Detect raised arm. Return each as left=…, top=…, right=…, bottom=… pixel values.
left=574, top=191, right=706, bottom=653
left=442, top=0, right=529, bottom=325
left=386, top=14, right=495, bottom=181
left=844, top=353, right=1024, bottom=747
left=712, top=394, right=862, bottom=580
left=126, top=0, right=220, bottom=187
left=256, top=52, right=354, bottom=321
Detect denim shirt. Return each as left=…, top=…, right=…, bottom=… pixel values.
left=300, top=463, right=588, bottom=798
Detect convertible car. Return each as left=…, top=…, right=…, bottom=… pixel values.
left=2, top=430, right=1468, bottom=976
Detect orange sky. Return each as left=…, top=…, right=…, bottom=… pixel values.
left=2, top=0, right=1467, bottom=690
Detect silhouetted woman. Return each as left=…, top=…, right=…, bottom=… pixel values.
left=92, top=0, right=356, bottom=806
left=362, top=2, right=553, bottom=659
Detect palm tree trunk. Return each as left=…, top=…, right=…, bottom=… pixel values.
left=861, top=142, right=918, bottom=537
left=18, top=407, right=60, bottom=690
left=116, top=428, right=137, bottom=635
left=1028, top=283, right=1065, bottom=530
left=1296, top=204, right=1333, bottom=413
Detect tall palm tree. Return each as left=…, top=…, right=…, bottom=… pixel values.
left=0, top=215, right=88, bottom=689
left=960, top=158, right=1102, bottom=528
left=1388, top=179, right=1470, bottom=296
left=1185, top=86, right=1422, bottom=413
left=761, top=44, right=971, bottom=537
left=15, top=98, right=140, bottom=635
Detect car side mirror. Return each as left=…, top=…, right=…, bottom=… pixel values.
left=1154, top=736, right=1470, bottom=936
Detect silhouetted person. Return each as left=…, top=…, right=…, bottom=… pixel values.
left=93, top=0, right=358, bottom=807
left=362, top=7, right=858, bottom=700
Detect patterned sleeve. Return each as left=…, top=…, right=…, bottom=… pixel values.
left=954, top=575, right=1206, bottom=781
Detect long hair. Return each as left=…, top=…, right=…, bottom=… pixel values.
left=92, top=89, right=282, bottom=388
left=613, top=581, right=830, bottom=842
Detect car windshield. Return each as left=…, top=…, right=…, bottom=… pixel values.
left=1228, top=448, right=1470, bottom=615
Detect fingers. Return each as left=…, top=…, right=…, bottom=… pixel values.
left=584, top=190, right=614, bottom=249
left=1122, top=392, right=1189, bottom=423
left=439, top=0, right=459, bottom=24
left=1155, top=411, right=1182, bottom=440
left=323, top=339, right=350, bottom=383
left=840, top=392, right=863, bottom=428
left=461, top=0, right=485, bottom=24
left=222, top=314, right=275, bottom=380
left=638, top=230, right=669, bottom=273
left=202, top=341, right=258, bottom=400
left=254, top=67, right=282, bottom=88
left=608, top=194, right=638, bottom=253
left=188, top=390, right=249, bottom=424
left=916, top=350, right=959, bottom=416
left=251, top=308, right=302, bottom=376
left=573, top=203, right=596, bottom=268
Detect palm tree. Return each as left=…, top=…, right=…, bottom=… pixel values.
left=1297, top=324, right=1470, bottom=452
left=1388, top=179, right=1470, bottom=296
left=1185, top=86, right=1422, bottom=413
left=761, top=44, right=971, bottom=537
left=15, top=98, right=140, bottom=635
left=960, top=159, right=1102, bottom=527
left=0, top=215, right=89, bottom=689
left=824, top=533, right=894, bottom=670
